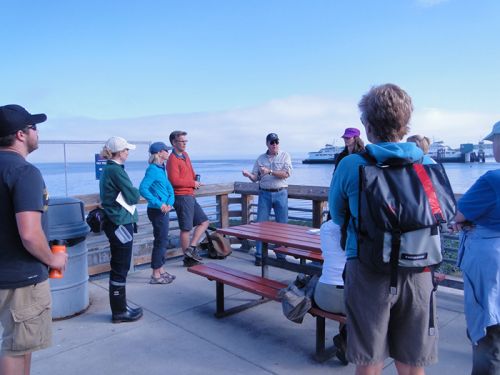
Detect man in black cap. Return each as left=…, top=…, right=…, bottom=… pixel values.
left=242, top=133, right=292, bottom=265
left=0, top=105, right=68, bottom=374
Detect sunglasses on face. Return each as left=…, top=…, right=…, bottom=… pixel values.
left=27, top=124, right=37, bottom=131
left=269, top=140, right=279, bottom=145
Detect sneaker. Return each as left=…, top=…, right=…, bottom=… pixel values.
left=254, top=258, right=262, bottom=266
left=185, top=246, right=203, bottom=261
left=183, top=256, right=202, bottom=267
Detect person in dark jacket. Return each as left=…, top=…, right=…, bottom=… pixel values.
left=140, top=142, right=176, bottom=284
left=333, top=127, right=365, bottom=172
left=99, top=136, right=142, bottom=323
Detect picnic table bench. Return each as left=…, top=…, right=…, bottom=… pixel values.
left=188, top=262, right=346, bottom=362
left=189, top=222, right=447, bottom=363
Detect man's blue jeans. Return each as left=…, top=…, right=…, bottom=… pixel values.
left=255, top=189, right=288, bottom=259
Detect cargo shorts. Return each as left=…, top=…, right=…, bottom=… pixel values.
left=0, top=280, right=52, bottom=355
left=344, top=259, right=438, bottom=366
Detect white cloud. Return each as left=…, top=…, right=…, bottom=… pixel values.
left=411, top=108, right=497, bottom=147
left=30, top=95, right=498, bottom=163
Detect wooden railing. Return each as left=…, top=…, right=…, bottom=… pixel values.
left=75, top=183, right=462, bottom=285
left=77, top=182, right=329, bottom=275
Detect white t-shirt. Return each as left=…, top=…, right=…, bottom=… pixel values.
left=318, top=220, right=346, bottom=286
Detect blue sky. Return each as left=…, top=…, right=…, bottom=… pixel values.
left=2, top=0, right=499, bottom=161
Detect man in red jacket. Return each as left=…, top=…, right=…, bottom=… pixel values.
left=167, top=130, right=209, bottom=267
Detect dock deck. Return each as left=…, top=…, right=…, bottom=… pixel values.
left=32, top=250, right=471, bottom=375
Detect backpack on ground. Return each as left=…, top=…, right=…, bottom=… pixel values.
left=357, top=153, right=456, bottom=294
left=200, top=227, right=232, bottom=259
left=86, top=207, right=107, bottom=233
left=278, top=273, right=318, bottom=324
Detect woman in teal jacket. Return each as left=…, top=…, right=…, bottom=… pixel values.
left=99, top=136, right=142, bottom=323
left=140, top=142, right=175, bottom=284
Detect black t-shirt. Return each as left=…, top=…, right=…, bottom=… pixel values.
left=0, top=151, right=49, bottom=289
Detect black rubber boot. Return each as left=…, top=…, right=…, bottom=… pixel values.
left=109, top=284, right=143, bottom=323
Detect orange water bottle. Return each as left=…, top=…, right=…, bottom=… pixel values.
left=49, top=240, right=66, bottom=279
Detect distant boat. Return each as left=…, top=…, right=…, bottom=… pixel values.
left=302, top=144, right=344, bottom=164
left=428, top=141, right=493, bottom=163
left=428, top=141, right=465, bottom=163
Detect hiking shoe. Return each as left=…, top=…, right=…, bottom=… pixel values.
left=183, top=256, right=202, bottom=267
left=185, top=246, right=203, bottom=261
left=150, top=275, right=173, bottom=284
left=160, top=271, right=176, bottom=281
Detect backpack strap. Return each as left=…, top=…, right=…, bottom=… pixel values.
left=389, top=229, right=401, bottom=295
left=428, top=268, right=438, bottom=336
left=413, top=164, right=445, bottom=223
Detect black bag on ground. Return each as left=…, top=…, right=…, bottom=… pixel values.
left=199, top=227, right=232, bottom=259
left=278, top=274, right=318, bottom=324
left=357, top=153, right=456, bottom=292
left=86, top=207, right=107, bottom=233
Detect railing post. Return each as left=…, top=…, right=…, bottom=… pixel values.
left=216, top=194, right=230, bottom=228
left=312, top=200, right=327, bottom=228
left=240, top=193, right=254, bottom=224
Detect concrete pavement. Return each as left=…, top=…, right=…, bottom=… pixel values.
left=32, top=251, right=472, bottom=375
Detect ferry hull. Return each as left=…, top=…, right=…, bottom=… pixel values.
left=302, top=159, right=335, bottom=164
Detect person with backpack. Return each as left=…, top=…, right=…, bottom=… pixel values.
left=140, top=142, right=176, bottom=285
left=451, top=121, right=500, bottom=375
left=329, top=84, right=442, bottom=374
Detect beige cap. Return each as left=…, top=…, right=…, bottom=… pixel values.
left=105, top=136, right=136, bottom=152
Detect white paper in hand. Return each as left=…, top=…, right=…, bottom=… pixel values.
left=116, top=192, right=136, bottom=215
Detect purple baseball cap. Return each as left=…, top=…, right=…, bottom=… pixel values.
left=341, top=127, right=360, bottom=139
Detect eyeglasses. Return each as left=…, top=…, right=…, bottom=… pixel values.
left=176, top=140, right=188, bottom=144
left=27, top=124, right=37, bottom=131
left=269, top=140, right=279, bottom=145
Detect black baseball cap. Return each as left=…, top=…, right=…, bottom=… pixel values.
left=0, top=104, right=47, bottom=137
left=266, top=133, right=279, bottom=143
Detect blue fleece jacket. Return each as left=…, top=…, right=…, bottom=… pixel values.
left=139, top=163, right=175, bottom=209
left=329, top=142, right=434, bottom=259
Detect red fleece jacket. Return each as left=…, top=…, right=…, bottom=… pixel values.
left=166, top=151, right=196, bottom=196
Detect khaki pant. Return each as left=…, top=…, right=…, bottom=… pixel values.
left=0, top=280, right=52, bottom=355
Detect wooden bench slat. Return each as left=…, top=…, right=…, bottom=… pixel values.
left=206, top=263, right=287, bottom=290
left=274, top=246, right=324, bottom=263
left=188, top=264, right=282, bottom=300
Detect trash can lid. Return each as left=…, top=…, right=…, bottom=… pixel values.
left=47, top=197, right=90, bottom=241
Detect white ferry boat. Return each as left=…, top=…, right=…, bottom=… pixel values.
left=302, top=144, right=344, bottom=164
left=429, top=141, right=492, bottom=163
left=428, top=141, right=464, bottom=163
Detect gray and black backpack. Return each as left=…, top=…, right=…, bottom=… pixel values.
left=357, top=153, right=456, bottom=294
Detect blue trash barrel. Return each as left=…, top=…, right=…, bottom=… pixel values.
left=47, top=197, right=90, bottom=319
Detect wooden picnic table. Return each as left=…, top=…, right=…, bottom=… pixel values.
left=217, top=221, right=322, bottom=277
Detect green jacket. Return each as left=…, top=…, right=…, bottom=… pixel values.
left=99, top=160, right=140, bottom=225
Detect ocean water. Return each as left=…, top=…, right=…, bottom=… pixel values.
left=35, top=158, right=498, bottom=197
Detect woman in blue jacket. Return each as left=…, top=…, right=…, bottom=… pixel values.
left=451, top=121, right=500, bottom=375
left=140, top=142, right=176, bottom=284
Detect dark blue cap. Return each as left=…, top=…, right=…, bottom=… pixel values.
left=149, top=141, right=172, bottom=154
left=0, top=104, right=47, bottom=137
left=266, top=133, right=279, bottom=142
